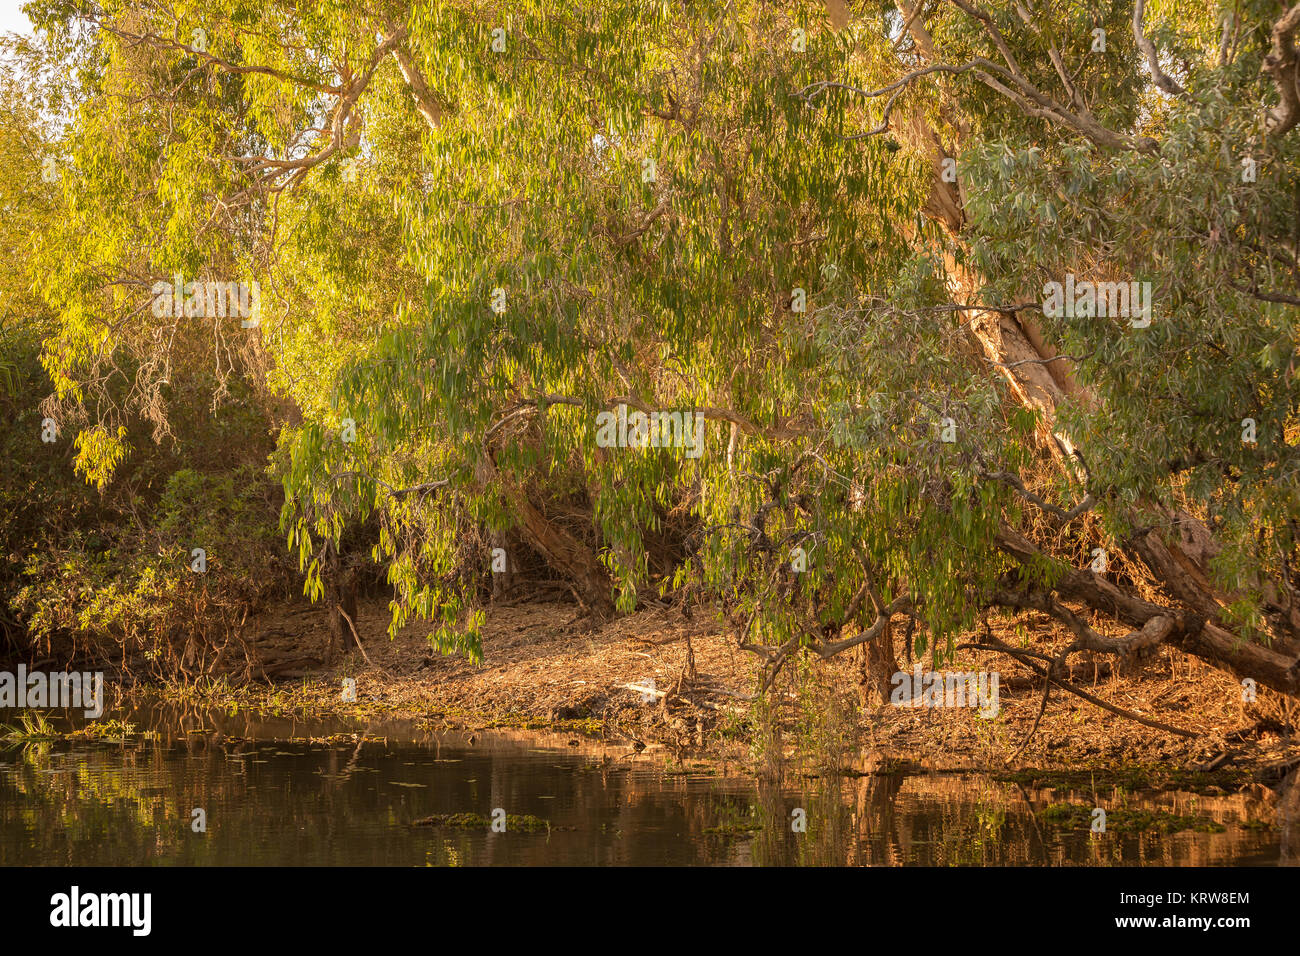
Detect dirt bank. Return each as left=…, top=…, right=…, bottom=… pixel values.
left=124, top=597, right=1300, bottom=795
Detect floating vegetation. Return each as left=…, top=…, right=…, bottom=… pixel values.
left=997, top=762, right=1252, bottom=796
left=703, top=820, right=764, bottom=834
left=412, top=813, right=559, bottom=832
left=1, top=712, right=57, bottom=740
left=704, top=802, right=765, bottom=835
left=2, top=715, right=140, bottom=743
left=1039, top=803, right=1227, bottom=834
left=73, top=718, right=136, bottom=740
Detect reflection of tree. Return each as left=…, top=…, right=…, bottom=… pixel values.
left=1281, top=768, right=1299, bottom=866
left=0, top=734, right=1283, bottom=865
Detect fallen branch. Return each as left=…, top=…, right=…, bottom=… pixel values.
left=996, top=527, right=1300, bottom=696
left=337, top=606, right=387, bottom=676
left=973, top=632, right=1199, bottom=738
left=992, top=588, right=1174, bottom=657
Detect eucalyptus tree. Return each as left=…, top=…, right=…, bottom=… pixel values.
left=24, top=1, right=1300, bottom=713
left=862, top=0, right=1300, bottom=701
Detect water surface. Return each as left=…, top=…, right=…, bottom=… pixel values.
left=0, top=704, right=1283, bottom=865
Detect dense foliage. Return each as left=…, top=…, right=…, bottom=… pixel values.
left=2, top=1, right=1298, bottom=706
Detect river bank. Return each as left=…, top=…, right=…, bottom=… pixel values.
left=53, top=598, right=1292, bottom=802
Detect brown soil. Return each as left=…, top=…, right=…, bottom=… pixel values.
left=164, top=597, right=1300, bottom=788
left=219, top=598, right=753, bottom=755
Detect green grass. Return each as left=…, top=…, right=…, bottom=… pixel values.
left=0, top=711, right=57, bottom=740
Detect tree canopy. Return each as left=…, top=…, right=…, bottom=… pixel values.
left=6, top=0, right=1300, bottom=707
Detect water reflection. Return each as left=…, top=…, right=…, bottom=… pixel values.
left=0, top=705, right=1284, bottom=866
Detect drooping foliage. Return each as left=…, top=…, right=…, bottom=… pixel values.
left=5, top=1, right=1299, bottom=701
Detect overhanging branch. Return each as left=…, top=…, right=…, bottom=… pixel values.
left=1133, top=0, right=1188, bottom=97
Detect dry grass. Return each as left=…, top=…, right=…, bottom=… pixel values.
left=216, top=597, right=1299, bottom=779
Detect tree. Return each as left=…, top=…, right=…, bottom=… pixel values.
left=19, top=1, right=1300, bottom=714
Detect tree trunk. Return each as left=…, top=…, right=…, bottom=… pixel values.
left=490, top=530, right=517, bottom=603
left=860, top=619, right=899, bottom=706
left=324, top=544, right=359, bottom=662
left=478, top=449, right=615, bottom=618
left=894, top=1, right=1298, bottom=697
left=513, top=492, right=614, bottom=616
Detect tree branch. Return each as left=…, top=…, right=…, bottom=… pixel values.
left=995, top=527, right=1300, bottom=696
left=387, top=29, right=447, bottom=131
left=972, top=630, right=1198, bottom=737
left=1264, top=4, right=1300, bottom=134
left=1133, top=0, right=1188, bottom=97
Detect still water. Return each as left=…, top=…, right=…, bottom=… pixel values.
left=0, top=703, right=1284, bottom=865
